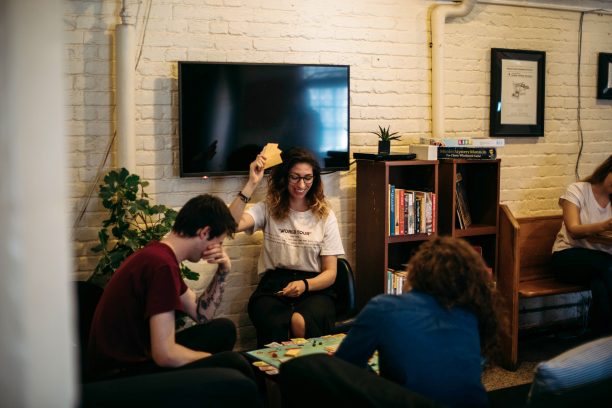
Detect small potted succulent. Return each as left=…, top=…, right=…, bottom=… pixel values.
left=372, top=125, right=401, bottom=155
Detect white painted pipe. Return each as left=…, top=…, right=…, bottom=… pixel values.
left=479, top=0, right=612, bottom=14
left=430, top=0, right=476, bottom=138
left=116, top=18, right=136, bottom=173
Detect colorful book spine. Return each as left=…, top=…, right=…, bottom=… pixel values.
left=406, top=191, right=415, bottom=235
left=420, top=137, right=505, bottom=147
left=398, top=189, right=405, bottom=235
left=389, top=185, right=395, bottom=236
left=431, top=192, right=437, bottom=233
left=437, top=147, right=497, bottom=160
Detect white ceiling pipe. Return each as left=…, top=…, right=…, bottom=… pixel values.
left=116, top=4, right=136, bottom=173
left=479, top=0, right=612, bottom=14
left=430, top=0, right=476, bottom=138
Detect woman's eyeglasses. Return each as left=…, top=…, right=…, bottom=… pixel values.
left=288, top=174, right=314, bottom=184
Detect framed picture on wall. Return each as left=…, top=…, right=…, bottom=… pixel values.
left=490, top=48, right=545, bottom=137
left=597, top=52, right=612, bottom=100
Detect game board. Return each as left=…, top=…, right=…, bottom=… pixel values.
left=246, top=333, right=379, bottom=373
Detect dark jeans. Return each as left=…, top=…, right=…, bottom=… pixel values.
left=92, top=318, right=249, bottom=380
left=248, top=269, right=335, bottom=347
left=279, top=354, right=439, bottom=408
left=551, top=248, right=612, bottom=335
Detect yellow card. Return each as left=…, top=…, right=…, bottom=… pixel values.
left=261, top=142, right=283, bottom=169
left=284, top=348, right=301, bottom=357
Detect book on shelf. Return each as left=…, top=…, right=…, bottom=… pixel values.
left=455, top=172, right=472, bottom=229
left=406, top=190, right=415, bottom=235
left=438, top=147, right=497, bottom=160
left=420, top=137, right=505, bottom=147
left=409, top=144, right=438, bottom=160
left=389, top=185, right=395, bottom=236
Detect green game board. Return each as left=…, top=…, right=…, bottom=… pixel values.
left=247, top=333, right=379, bottom=372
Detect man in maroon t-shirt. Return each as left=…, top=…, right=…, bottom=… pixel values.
left=88, top=194, right=250, bottom=381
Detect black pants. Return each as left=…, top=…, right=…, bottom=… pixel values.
left=94, top=318, right=250, bottom=380
left=248, top=269, right=335, bottom=347
left=82, top=319, right=262, bottom=407
left=552, top=248, right=612, bottom=335
left=279, top=354, right=438, bottom=408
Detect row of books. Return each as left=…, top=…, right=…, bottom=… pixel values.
left=388, top=186, right=436, bottom=236
left=410, top=137, right=503, bottom=160
left=386, top=268, right=408, bottom=295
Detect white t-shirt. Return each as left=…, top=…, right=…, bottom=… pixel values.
left=552, top=181, right=612, bottom=255
left=246, top=201, right=345, bottom=274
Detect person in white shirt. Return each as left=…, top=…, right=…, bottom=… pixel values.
left=229, top=147, right=345, bottom=347
left=552, top=154, right=612, bottom=335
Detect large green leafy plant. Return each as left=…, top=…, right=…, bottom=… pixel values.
left=89, top=168, right=198, bottom=287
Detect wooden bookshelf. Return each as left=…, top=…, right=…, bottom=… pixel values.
left=355, top=159, right=438, bottom=308
left=437, top=159, right=501, bottom=275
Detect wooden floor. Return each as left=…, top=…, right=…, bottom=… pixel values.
left=482, top=328, right=597, bottom=391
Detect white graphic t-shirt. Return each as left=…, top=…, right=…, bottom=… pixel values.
left=552, top=181, right=612, bottom=255
left=246, top=202, right=345, bottom=274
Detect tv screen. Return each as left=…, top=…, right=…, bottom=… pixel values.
left=178, top=62, right=350, bottom=177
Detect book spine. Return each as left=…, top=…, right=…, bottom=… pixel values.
left=403, top=190, right=409, bottom=235
left=407, top=191, right=415, bottom=235
left=389, top=185, right=395, bottom=236
left=425, top=192, right=433, bottom=235
left=398, top=189, right=405, bottom=235
left=438, top=147, right=497, bottom=160
left=414, top=195, right=422, bottom=234
left=419, top=137, right=505, bottom=147
left=431, top=192, right=437, bottom=233
left=395, top=188, right=401, bottom=235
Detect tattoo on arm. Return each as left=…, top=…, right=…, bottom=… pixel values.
left=196, top=267, right=228, bottom=324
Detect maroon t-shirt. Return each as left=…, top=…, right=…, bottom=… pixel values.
left=87, top=241, right=188, bottom=375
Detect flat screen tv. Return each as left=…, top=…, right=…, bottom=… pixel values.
left=178, top=62, right=350, bottom=177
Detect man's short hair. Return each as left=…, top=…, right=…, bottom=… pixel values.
left=172, top=194, right=237, bottom=239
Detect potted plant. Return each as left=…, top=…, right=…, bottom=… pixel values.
left=372, top=125, right=401, bottom=155
left=89, top=168, right=198, bottom=288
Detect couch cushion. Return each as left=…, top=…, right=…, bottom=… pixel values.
left=527, top=335, right=612, bottom=406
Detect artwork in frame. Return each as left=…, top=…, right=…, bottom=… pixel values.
left=490, top=48, right=545, bottom=137
left=597, top=52, right=612, bottom=100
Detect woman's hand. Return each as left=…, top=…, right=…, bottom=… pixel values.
left=202, top=243, right=231, bottom=273
left=600, top=217, right=612, bottom=232
left=281, top=280, right=308, bottom=297
left=249, top=154, right=266, bottom=186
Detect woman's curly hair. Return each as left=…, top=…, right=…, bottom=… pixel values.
left=407, top=236, right=507, bottom=363
left=266, top=147, right=329, bottom=220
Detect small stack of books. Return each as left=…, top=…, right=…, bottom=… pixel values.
left=410, top=137, right=504, bottom=160
left=386, top=268, right=408, bottom=295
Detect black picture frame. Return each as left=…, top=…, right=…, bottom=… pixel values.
left=490, top=48, right=545, bottom=137
left=597, top=52, right=612, bottom=100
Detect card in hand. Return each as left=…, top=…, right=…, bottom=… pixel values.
left=261, top=142, right=283, bottom=169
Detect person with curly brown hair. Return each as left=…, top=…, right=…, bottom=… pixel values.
left=334, top=236, right=504, bottom=408
left=229, top=147, right=345, bottom=347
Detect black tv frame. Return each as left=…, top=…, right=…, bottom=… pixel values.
left=178, top=61, right=351, bottom=177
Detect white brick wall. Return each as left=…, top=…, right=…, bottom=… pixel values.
left=65, top=0, right=612, bottom=349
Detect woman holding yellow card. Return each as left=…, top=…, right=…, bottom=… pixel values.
left=229, top=147, right=345, bottom=347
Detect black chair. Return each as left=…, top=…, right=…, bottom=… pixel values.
left=75, top=281, right=104, bottom=382
left=331, top=258, right=358, bottom=333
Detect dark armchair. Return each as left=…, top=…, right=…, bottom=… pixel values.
left=332, top=257, right=358, bottom=333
